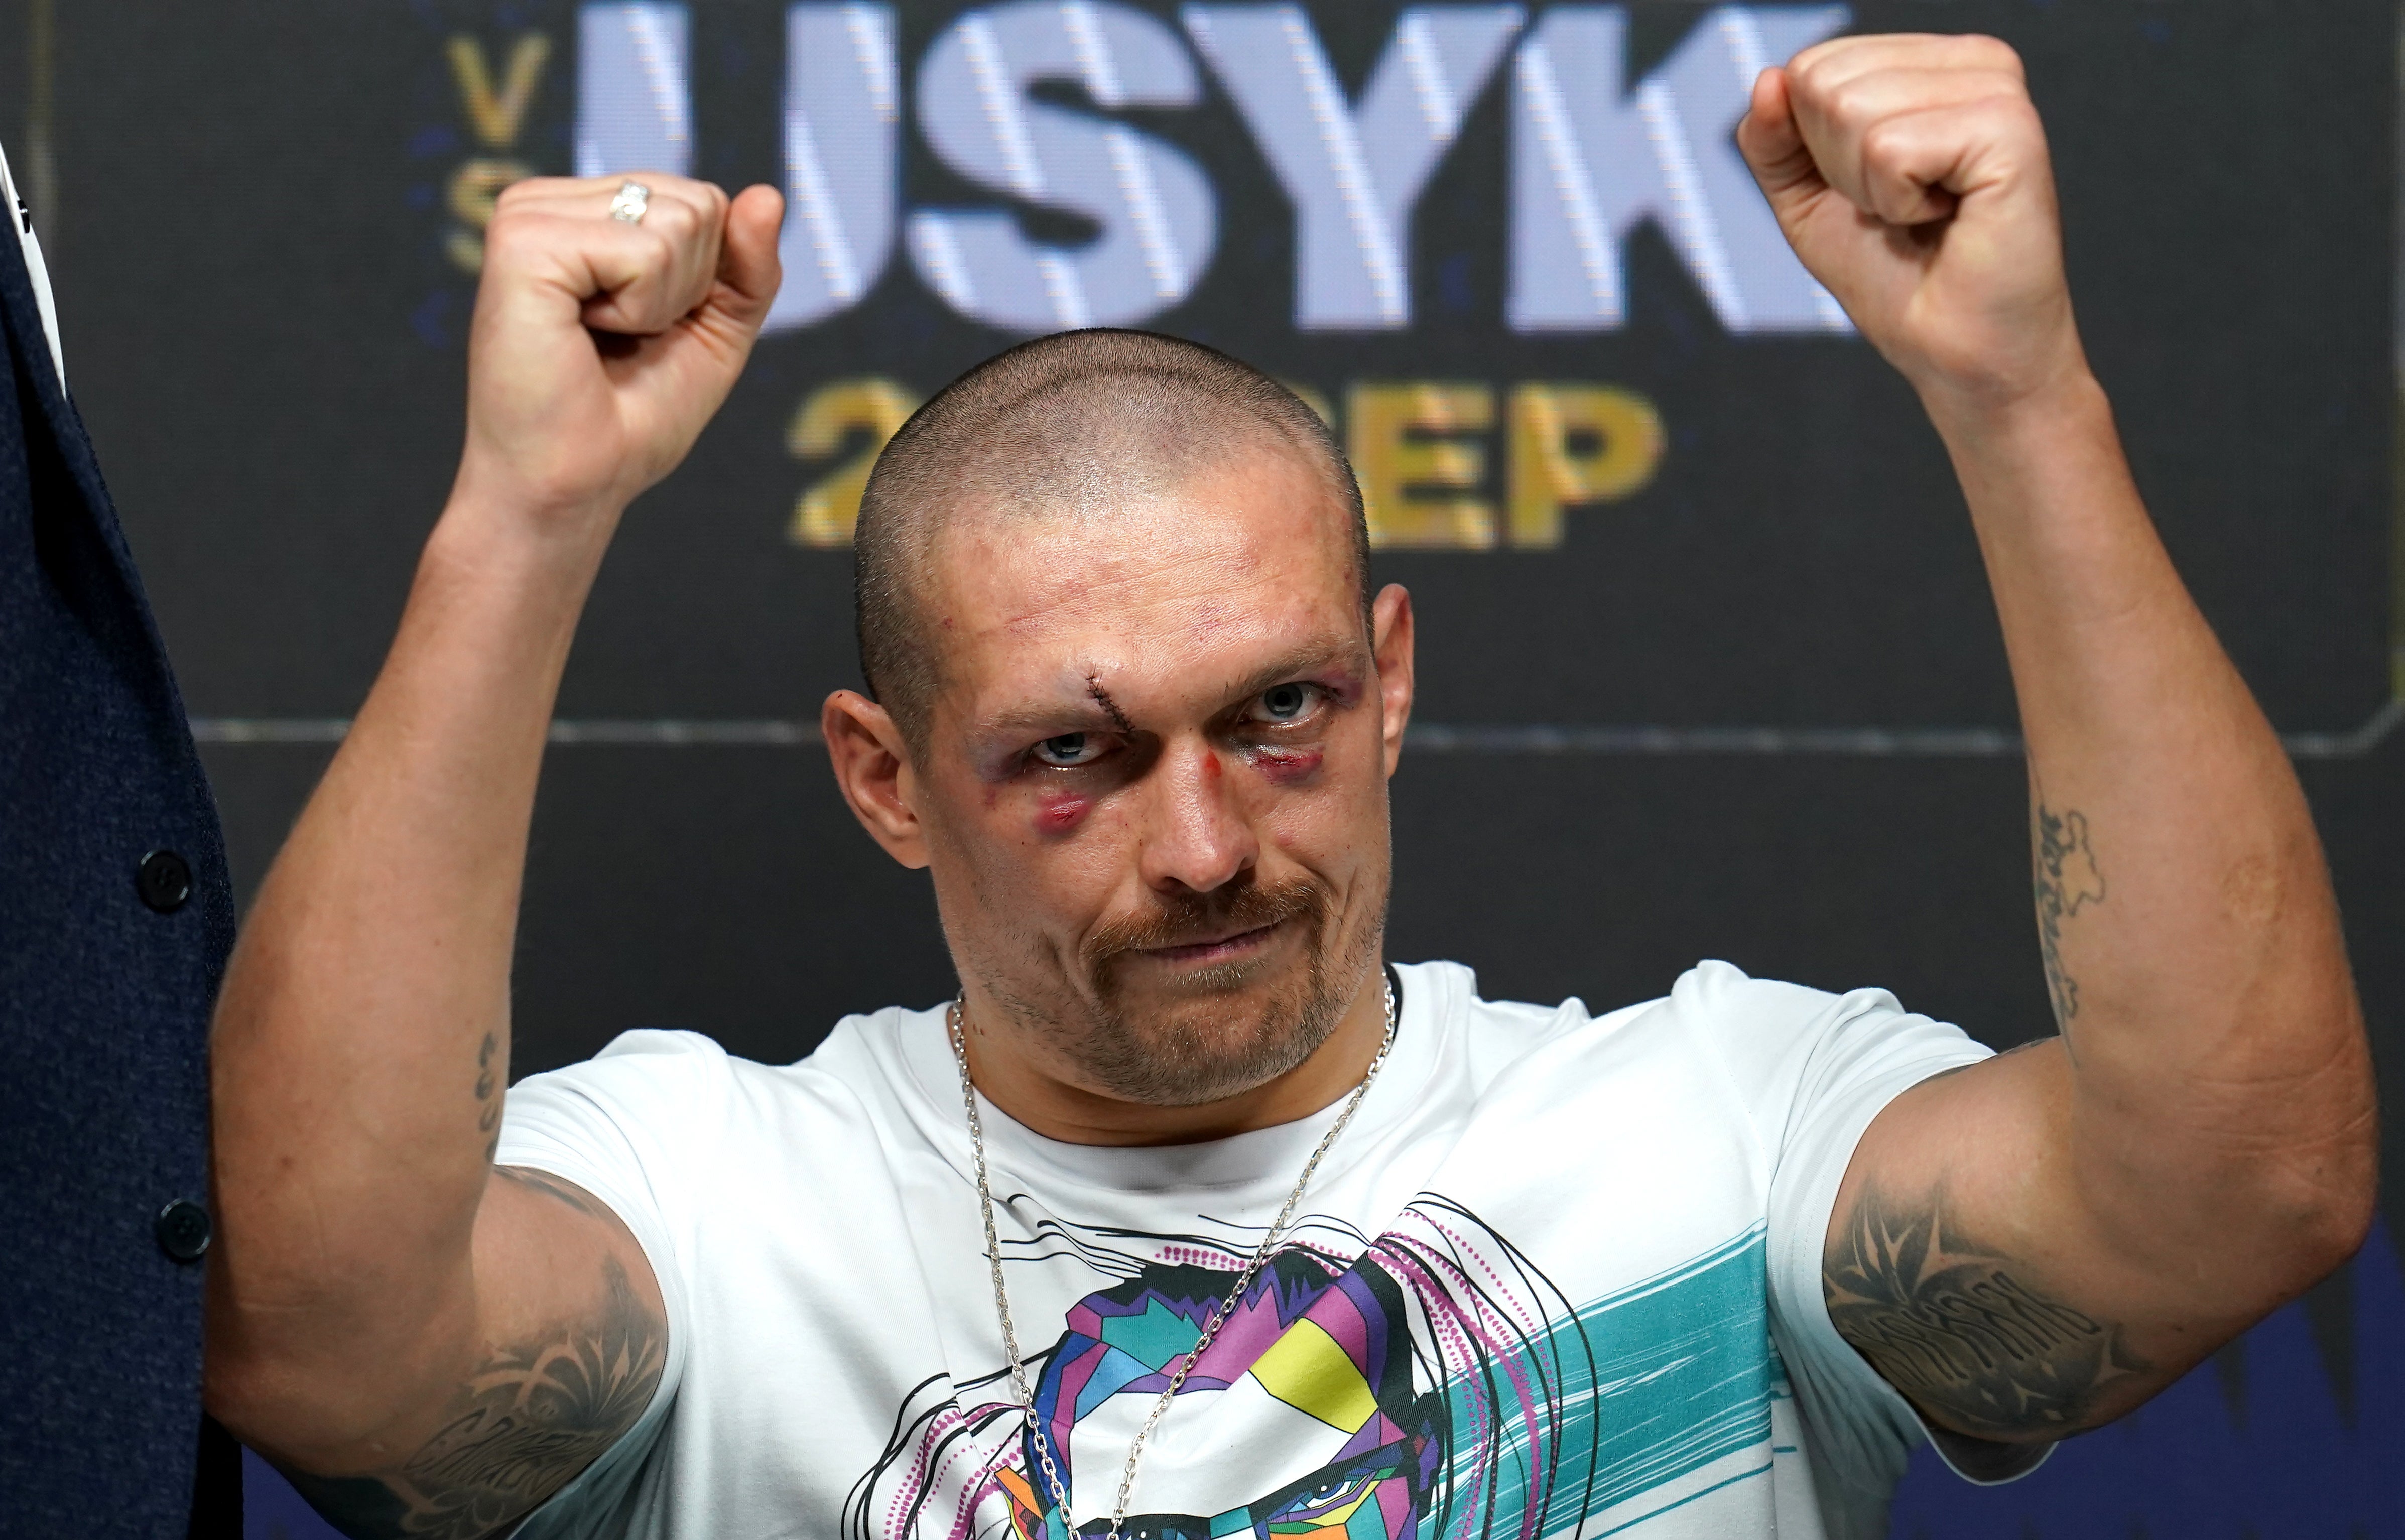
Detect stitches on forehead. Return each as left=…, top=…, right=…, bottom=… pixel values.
left=853, top=329, right=1369, bottom=753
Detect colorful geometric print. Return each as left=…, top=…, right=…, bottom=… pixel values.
left=1006, top=1255, right=1439, bottom=1540
left=1456, top=1223, right=1777, bottom=1536
left=849, top=1206, right=1784, bottom=1540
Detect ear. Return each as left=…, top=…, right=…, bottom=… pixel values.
left=822, top=690, right=930, bottom=870
left=1371, top=584, right=1415, bottom=778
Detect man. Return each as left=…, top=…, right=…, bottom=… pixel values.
left=207, top=35, right=2375, bottom=1540
left=0, top=132, right=242, bottom=1532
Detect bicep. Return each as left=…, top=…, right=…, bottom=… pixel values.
left=1820, top=1039, right=2188, bottom=1445
left=275, top=1168, right=668, bottom=1540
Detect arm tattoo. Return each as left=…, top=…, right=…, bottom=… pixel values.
left=476, top=1032, right=502, bottom=1163
left=495, top=1165, right=604, bottom=1218
left=278, top=1256, right=666, bottom=1540
left=2033, top=799, right=2106, bottom=1029
left=1824, top=1183, right=2147, bottom=1440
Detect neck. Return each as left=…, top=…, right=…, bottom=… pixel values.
left=956, top=965, right=1392, bottom=1146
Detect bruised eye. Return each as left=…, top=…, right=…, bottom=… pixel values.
left=1256, top=683, right=1314, bottom=722
left=1032, top=732, right=1103, bottom=767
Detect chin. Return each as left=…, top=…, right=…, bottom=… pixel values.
left=1083, top=940, right=1358, bottom=1108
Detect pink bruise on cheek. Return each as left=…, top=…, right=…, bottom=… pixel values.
left=1034, top=788, right=1091, bottom=835
left=1250, top=748, right=1324, bottom=786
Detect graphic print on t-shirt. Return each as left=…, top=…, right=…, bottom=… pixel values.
left=848, top=1199, right=1785, bottom=1540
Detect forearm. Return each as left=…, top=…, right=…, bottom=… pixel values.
left=1932, top=372, right=2374, bottom=1284
left=210, top=494, right=615, bottom=1413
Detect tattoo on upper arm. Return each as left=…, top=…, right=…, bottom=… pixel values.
left=2033, top=799, right=2106, bottom=1029
left=495, top=1165, right=604, bottom=1218
left=1824, top=1183, right=2147, bottom=1440
left=278, top=1255, right=666, bottom=1540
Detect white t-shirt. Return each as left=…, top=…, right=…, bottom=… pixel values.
left=498, top=960, right=2033, bottom=1540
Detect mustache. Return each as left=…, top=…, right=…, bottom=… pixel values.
left=1081, top=876, right=1329, bottom=968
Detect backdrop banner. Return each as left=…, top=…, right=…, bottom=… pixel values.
left=24, top=2, right=2402, bottom=1535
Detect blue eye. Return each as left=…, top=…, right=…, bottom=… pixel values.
left=1033, top=732, right=1099, bottom=767
left=1259, top=683, right=1311, bottom=721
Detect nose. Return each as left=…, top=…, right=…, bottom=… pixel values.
left=1136, top=737, right=1257, bottom=895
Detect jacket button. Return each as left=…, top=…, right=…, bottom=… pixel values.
left=155, top=1199, right=211, bottom=1263
left=137, top=849, right=193, bottom=913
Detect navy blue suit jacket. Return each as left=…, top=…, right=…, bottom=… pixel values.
left=0, top=206, right=241, bottom=1533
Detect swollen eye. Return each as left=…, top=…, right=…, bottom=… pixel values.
left=1035, top=732, right=1091, bottom=766
left=1261, top=683, right=1309, bottom=720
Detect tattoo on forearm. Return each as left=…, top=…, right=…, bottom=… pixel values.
left=475, top=1032, right=502, bottom=1132
left=476, top=1032, right=502, bottom=1163
left=2033, top=799, right=2106, bottom=1028
left=1825, top=1184, right=2146, bottom=1439
left=278, top=1256, right=665, bottom=1540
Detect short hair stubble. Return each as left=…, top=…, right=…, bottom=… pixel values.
left=852, top=329, right=1372, bottom=754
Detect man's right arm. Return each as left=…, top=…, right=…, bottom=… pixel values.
left=205, top=173, right=782, bottom=1538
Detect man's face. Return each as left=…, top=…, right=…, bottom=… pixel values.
left=894, top=446, right=1410, bottom=1109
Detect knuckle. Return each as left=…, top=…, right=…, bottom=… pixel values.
left=481, top=210, right=539, bottom=259
left=2007, top=103, right=2050, bottom=154
left=1789, top=35, right=1852, bottom=74
left=1857, top=116, right=1913, bottom=167
left=655, top=175, right=710, bottom=210
left=643, top=194, right=694, bottom=236
left=1826, top=82, right=1879, bottom=133
left=1966, top=34, right=2025, bottom=75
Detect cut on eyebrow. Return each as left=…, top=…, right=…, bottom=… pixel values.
left=974, top=693, right=1123, bottom=741
left=1087, top=677, right=1135, bottom=735
left=970, top=634, right=1372, bottom=743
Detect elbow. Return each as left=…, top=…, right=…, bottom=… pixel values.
left=203, top=1355, right=293, bottom=1458
left=2308, top=1141, right=2379, bottom=1278
left=206, top=1331, right=444, bottom=1471
left=2287, top=1035, right=2382, bottom=1285
left=203, top=1260, right=479, bottom=1466
left=204, top=1312, right=356, bottom=1460
left=2190, top=985, right=2382, bottom=1298
left=204, top=1335, right=327, bottom=1463
left=2250, top=1110, right=2380, bottom=1298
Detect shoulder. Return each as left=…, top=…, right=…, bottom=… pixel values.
left=1428, top=958, right=1986, bottom=1127
left=1614, top=960, right=1975, bottom=1074
left=505, top=1009, right=937, bottom=1147
left=1425, top=956, right=1875, bottom=1062
left=507, top=1027, right=739, bottom=1125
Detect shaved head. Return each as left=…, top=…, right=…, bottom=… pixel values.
left=853, top=329, right=1369, bottom=751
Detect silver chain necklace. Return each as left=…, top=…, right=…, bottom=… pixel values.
left=945, top=977, right=1398, bottom=1540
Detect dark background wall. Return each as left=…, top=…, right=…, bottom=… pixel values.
left=9, top=2, right=2397, bottom=1534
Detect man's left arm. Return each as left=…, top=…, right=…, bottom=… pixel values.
left=1739, top=35, right=2378, bottom=1444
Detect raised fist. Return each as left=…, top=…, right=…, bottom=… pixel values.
left=454, top=174, right=784, bottom=528
left=1740, top=35, right=2083, bottom=408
